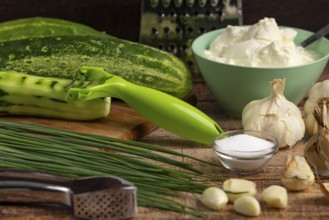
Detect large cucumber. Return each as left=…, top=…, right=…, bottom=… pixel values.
left=0, top=17, right=106, bottom=42
left=0, top=35, right=192, bottom=98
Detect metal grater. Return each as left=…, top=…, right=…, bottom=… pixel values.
left=139, top=0, right=243, bottom=79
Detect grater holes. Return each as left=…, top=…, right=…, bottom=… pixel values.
left=187, top=60, right=194, bottom=69
left=158, top=11, right=166, bottom=22
left=176, top=26, right=183, bottom=39
left=180, top=11, right=190, bottom=23
left=205, top=9, right=212, bottom=17
left=186, top=0, right=195, bottom=7
left=150, top=0, right=159, bottom=7
left=185, top=26, right=194, bottom=37
left=174, top=0, right=183, bottom=7
left=163, top=26, right=170, bottom=35
left=162, top=0, right=171, bottom=8
left=168, top=43, right=177, bottom=54
left=211, top=0, right=219, bottom=6
left=151, top=27, right=159, bottom=37
left=198, top=26, right=206, bottom=34
left=193, top=10, right=199, bottom=17
left=169, top=9, right=177, bottom=21
left=180, top=43, right=189, bottom=56
left=198, top=0, right=206, bottom=7
left=157, top=43, right=165, bottom=50
left=74, top=191, right=133, bottom=220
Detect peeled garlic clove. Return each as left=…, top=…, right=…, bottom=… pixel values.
left=234, top=195, right=261, bottom=217
left=261, top=185, right=288, bottom=209
left=200, top=187, right=228, bottom=211
left=281, top=155, right=315, bottom=191
left=222, top=178, right=257, bottom=202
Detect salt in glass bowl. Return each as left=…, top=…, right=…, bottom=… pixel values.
left=213, top=130, right=279, bottom=174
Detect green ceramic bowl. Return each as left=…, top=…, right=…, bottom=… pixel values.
left=192, top=27, right=329, bottom=116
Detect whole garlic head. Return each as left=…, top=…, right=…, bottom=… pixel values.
left=242, top=79, right=305, bottom=148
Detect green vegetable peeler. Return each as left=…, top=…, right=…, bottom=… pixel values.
left=65, top=66, right=222, bottom=145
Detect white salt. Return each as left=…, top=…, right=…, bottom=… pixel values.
left=214, top=134, right=276, bottom=173
left=214, top=134, right=274, bottom=158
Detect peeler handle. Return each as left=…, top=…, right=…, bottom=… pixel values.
left=113, top=82, right=222, bottom=144
left=68, top=67, right=222, bottom=144
left=0, top=180, right=73, bottom=207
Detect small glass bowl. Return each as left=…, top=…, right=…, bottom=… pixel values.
left=213, top=130, right=279, bottom=174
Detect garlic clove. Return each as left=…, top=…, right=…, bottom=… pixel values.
left=234, top=195, right=261, bottom=217
left=200, top=187, right=228, bottom=211
left=281, top=155, right=314, bottom=191
left=261, top=185, right=288, bottom=209
left=222, top=178, right=257, bottom=202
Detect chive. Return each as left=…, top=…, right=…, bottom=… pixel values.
left=0, top=120, right=222, bottom=217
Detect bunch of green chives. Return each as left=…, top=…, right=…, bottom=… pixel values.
left=0, top=121, right=222, bottom=217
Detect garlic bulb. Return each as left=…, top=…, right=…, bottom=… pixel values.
left=304, top=79, right=329, bottom=136
left=242, top=79, right=305, bottom=148
left=304, top=101, right=329, bottom=176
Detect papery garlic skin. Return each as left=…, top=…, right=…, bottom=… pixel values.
left=242, top=79, right=305, bottom=148
left=304, top=102, right=329, bottom=176
left=281, top=155, right=315, bottom=191
left=304, top=80, right=329, bottom=136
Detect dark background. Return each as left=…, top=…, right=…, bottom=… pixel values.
left=0, top=0, right=328, bottom=42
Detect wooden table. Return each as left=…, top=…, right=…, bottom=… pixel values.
left=138, top=63, right=329, bottom=219
left=1, top=64, right=329, bottom=219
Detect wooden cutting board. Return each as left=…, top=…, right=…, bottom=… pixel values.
left=0, top=100, right=157, bottom=140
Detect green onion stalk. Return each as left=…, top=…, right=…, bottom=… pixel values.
left=0, top=121, right=223, bottom=217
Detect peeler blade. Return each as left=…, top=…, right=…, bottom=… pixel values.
left=65, top=66, right=112, bottom=93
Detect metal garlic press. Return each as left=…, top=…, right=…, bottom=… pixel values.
left=139, top=0, right=243, bottom=77
left=0, top=169, right=137, bottom=220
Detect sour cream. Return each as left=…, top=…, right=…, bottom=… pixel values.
left=204, top=17, right=316, bottom=67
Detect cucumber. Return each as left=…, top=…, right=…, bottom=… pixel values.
left=0, top=35, right=192, bottom=98
left=0, top=17, right=106, bottom=42
left=0, top=71, right=110, bottom=120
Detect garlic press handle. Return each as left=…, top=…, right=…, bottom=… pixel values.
left=0, top=180, right=72, bottom=207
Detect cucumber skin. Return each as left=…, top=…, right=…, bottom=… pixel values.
left=0, top=35, right=192, bottom=98
left=0, top=70, right=111, bottom=120
left=0, top=17, right=106, bottom=42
